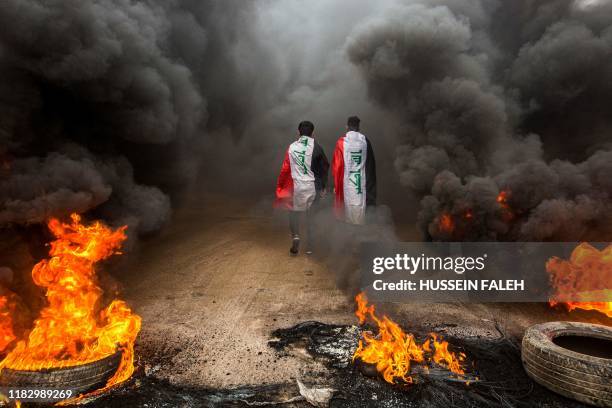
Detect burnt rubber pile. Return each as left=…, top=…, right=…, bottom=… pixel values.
left=267, top=321, right=591, bottom=408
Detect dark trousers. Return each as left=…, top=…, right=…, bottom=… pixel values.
left=289, top=210, right=312, bottom=242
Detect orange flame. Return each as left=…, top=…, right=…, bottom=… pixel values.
left=352, top=292, right=466, bottom=384
left=355, top=292, right=375, bottom=325
left=497, top=190, right=514, bottom=221
left=438, top=213, right=454, bottom=235
left=496, top=190, right=509, bottom=207
left=0, top=214, right=141, bottom=391
left=0, top=295, right=16, bottom=354
left=547, top=243, right=612, bottom=318
left=553, top=301, right=612, bottom=317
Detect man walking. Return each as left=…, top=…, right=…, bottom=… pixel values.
left=275, top=121, right=329, bottom=255
left=332, top=116, right=376, bottom=225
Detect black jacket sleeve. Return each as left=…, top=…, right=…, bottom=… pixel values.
left=312, top=142, right=329, bottom=192
left=365, top=137, right=377, bottom=206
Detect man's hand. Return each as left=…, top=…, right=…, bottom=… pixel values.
left=320, top=189, right=328, bottom=199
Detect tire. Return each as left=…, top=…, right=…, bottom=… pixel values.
left=0, top=351, right=122, bottom=397
left=522, top=321, right=612, bottom=407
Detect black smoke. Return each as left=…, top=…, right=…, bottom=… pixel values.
left=0, top=0, right=253, bottom=234
left=345, top=0, right=612, bottom=241
left=1, top=0, right=611, bottom=244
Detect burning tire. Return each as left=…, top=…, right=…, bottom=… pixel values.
left=0, top=350, right=122, bottom=397
left=522, top=321, right=612, bottom=407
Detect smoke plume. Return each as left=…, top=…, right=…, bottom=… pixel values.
left=345, top=0, right=612, bottom=241
left=0, top=0, right=226, bottom=233
left=1, top=0, right=611, bottom=244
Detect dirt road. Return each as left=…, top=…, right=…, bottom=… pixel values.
left=117, top=193, right=610, bottom=389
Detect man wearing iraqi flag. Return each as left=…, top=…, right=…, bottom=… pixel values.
left=275, top=121, right=329, bottom=255
left=332, top=116, right=376, bottom=225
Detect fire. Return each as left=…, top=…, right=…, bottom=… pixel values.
left=352, top=292, right=466, bottom=384
left=355, top=292, right=374, bottom=325
left=496, top=190, right=509, bottom=207
left=0, top=214, right=141, bottom=391
left=554, top=301, right=612, bottom=317
left=438, top=213, right=454, bottom=234
left=497, top=190, right=514, bottom=221
left=547, top=243, right=612, bottom=318
left=0, top=295, right=16, bottom=353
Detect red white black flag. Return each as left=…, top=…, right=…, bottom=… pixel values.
left=332, top=131, right=376, bottom=224
left=275, top=136, right=329, bottom=211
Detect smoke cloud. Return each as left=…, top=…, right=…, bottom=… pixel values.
left=1, top=0, right=610, bottom=244
left=345, top=0, right=612, bottom=241
left=0, top=0, right=215, bottom=233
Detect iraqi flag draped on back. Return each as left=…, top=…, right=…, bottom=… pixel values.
left=332, top=131, right=376, bottom=224
left=275, top=136, right=329, bottom=211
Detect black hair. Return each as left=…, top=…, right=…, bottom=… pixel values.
left=347, top=116, right=360, bottom=131
left=298, top=120, right=315, bottom=136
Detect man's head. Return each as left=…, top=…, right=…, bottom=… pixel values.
left=298, top=120, right=315, bottom=136
left=347, top=116, right=360, bottom=132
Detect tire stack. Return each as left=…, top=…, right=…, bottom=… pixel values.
left=522, top=321, right=612, bottom=407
